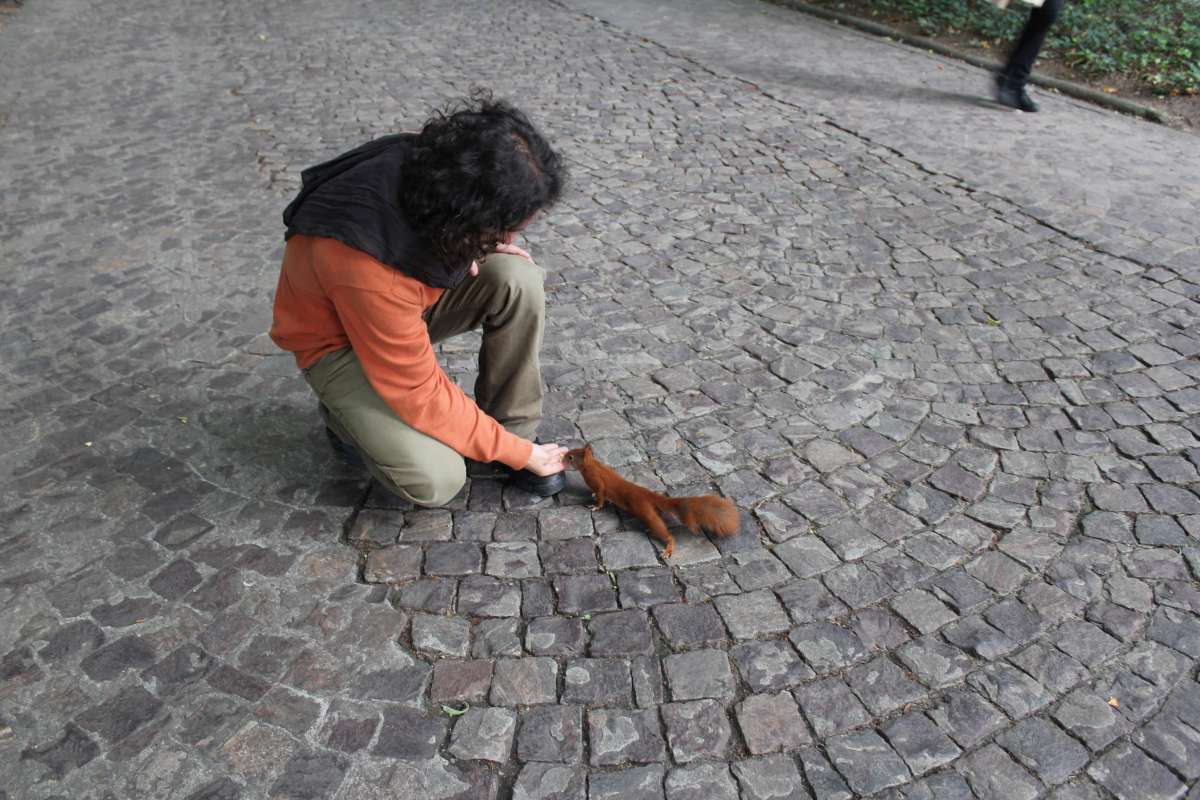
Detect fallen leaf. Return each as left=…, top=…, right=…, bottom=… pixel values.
left=84, top=441, right=93, bottom=447
left=441, top=703, right=469, bottom=717
left=178, top=416, right=188, bottom=423
left=1103, top=87, right=1119, bottom=94
left=1108, top=696, right=1120, bottom=708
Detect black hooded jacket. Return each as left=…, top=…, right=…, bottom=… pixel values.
left=282, top=134, right=470, bottom=290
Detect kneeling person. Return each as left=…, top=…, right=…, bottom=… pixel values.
left=269, top=94, right=569, bottom=505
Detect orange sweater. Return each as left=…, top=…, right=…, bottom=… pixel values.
left=269, top=234, right=532, bottom=470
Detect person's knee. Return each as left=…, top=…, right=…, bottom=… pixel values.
left=479, top=253, right=545, bottom=311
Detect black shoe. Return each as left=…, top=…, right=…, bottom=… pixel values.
left=503, top=465, right=566, bottom=497
left=995, top=81, right=1039, bottom=112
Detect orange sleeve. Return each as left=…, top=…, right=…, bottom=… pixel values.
left=329, top=279, right=533, bottom=470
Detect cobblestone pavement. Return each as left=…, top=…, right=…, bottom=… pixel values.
left=1, top=0, right=1198, bottom=798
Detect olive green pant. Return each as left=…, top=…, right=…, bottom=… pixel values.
left=302, top=254, right=546, bottom=506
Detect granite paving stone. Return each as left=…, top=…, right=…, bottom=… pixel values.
left=788, top=622, right=870, bottom=675
left=713, top=589, right=791, bottom=638
left=730, top=754, right=812, bottom=800
left=617, top=568, right=681, bottom=608
left=957, top=744, right=1043, bottom=800
left=825, top=729, right=912, bottom=795
left=587, top=709, right=667, bottom=766
left=846, top=656, right=926, bottom=716
left=430, top=659, right=494, bottom=704
left=850, top=607, right=911, bottom=652
left=777, top=578, right=850, bottom=624
left=555, top=575, right=619, bottom=616
left=890, top=590, right=958, bottom=635
left=997, top=716, right=1091, bottom=786
left=588, top=609, right=655, bottom=657
left=512, top=763, right=587, bottom=800
left=736, top=692, right=811, bottom=754
left=661, top=699, right=733, bottom=763
left=413, top=612, right=472, bottom=657
left=562, top=658, right=633, bottom=707
left=487, top=542, right=543, bottom=579
left=793, top=678, right=872, bottom=738
left=473, top=618, right=524, bottom=658
left=371, top=708, right=448, bottom=759
left=598, top=531, right=664, bottom=570
left=881, top=711, right=961, bottom=776
left=491, top=658, right=559, bottom=706
left=630, top=655, right=665, bottom=710
left=458, top=575, right=523, bottom=617
left=929, top=688, right=1010, bottom=749
left=1088, top=741, right=1189, bottom=800
left=653, top=602, right=727, bottom=650
left=362, top=546, right=424, bottom=585
left=527, top=616, right=587, bottom=657
left=588, top=765, right=666, bottom=800
left=1010, top=643, right=1091, bottom=694
left=518, top=706, right=584, bottom=763
left=663, top=649, right=737, bottom=701
left=1134, top=709, right=1200, bottom=780
left=1052, top=690, right=1131, bottom=750
left=730, top=639, right=816, bottom=692
left=664, top=763, right=740, bottom=800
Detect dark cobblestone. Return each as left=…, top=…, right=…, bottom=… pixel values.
left=653, top=602, right=727, bottom=650
left=587, top=708, right=667, bottom=766
left=517, top=705, right=583, bottom=763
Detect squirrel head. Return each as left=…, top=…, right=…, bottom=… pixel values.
left=563, top=443, right=593, bottom=470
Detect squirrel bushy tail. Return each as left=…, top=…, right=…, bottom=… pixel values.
left=657, top=495, right=740, bottom=538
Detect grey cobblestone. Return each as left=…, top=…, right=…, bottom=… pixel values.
left=587, top=709, right=666, bottom=766
left=661, top=699, right=732, bottom=762
left=736, top=692, right=811, bottom=754
left=731, top=755, right=811, bottom=800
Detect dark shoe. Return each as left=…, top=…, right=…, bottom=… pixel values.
left=503, top=465, right=566, bottom=497
left=466, top=458, right=509, bottom=479
left=996, top=82, right=1039, bottom=112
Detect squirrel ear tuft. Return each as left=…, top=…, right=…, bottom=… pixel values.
left=584, top=443, right=593, bottom=455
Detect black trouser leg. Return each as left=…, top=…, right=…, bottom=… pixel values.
left=1002, top=0, right=1066, bottom=87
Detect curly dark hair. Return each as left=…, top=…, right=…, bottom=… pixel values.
left=398, top=91, right=566, bottom=270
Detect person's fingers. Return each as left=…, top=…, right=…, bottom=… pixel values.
left=494, top=242, right=533, bottom=261
left=468, top=260, right=480, bottom=276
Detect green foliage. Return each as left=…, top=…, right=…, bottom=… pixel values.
left=823, top=0, right=1200, bottom=95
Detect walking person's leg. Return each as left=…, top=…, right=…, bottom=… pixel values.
left=997, top=0, right=1066, bottom=111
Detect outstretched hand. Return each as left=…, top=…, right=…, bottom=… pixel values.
left=525, top=442, right=568, bottom=476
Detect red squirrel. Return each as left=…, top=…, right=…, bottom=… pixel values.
left=564, top=443, right=739, bottom=558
